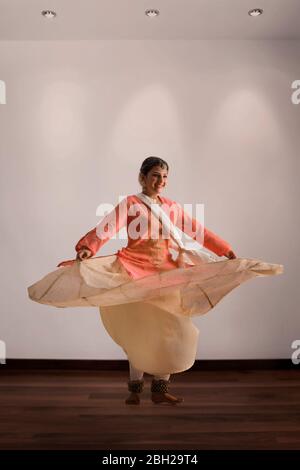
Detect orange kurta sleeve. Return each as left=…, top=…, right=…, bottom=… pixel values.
left=174, top=202, right=232, bottom=257
left=75, top=197, right=129, bottom=256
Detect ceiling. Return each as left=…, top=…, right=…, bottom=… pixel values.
left=0, top=0, right=299, bottom=40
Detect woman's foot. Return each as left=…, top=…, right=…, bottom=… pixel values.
left=151, top=391, right=184, bottom=405
left=125, top=379, right=144, bottom=405
left=125, top=392, right=141, bottom=405
left=151, top=379, right=184, bottom=405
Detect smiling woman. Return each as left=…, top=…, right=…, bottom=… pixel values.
left=28, top=156, right=283, bottom=406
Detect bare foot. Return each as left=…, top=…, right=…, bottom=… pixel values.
left=151, top=392, right=184, bottom=405
left=125, top=392, right=141, bottom=405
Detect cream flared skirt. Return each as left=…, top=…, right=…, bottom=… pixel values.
left=28, top=254, right=283, bottom=375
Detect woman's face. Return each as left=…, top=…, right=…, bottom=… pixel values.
left=141, top=165, right=168, bottom=196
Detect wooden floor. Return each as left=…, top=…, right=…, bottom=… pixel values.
left=0, top=368, right=300, bottom=450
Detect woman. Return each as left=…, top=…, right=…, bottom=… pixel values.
left=29, top=156, right=282, bottom=406
left=74, top=157, right=236, bottom=405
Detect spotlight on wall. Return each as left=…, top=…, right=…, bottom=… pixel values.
left=41, top=10, right=57, bottom=19
left=248, top=8, right=263, bottom=17
left=145, top=9, right=160, bottom=18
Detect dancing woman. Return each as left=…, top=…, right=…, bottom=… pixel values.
left=74, top=157, right=236, bottom=405
left=29, top=156, right=282, bottom=406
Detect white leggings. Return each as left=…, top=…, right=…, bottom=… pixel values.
left=129, top=361, right=170, bottom=381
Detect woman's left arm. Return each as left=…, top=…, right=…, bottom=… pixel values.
left=175, top=202, right=237, bottom=258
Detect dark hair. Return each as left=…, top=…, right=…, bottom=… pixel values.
left=139, top=156, right=169, bottom=176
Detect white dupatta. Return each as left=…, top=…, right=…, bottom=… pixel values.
left=136, top=192, right=218, bottom=267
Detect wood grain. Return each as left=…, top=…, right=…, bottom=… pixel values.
left=0, top=368, right=299, bottom=450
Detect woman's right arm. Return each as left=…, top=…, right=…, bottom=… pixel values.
left=75, top=196, right=129, bottom=260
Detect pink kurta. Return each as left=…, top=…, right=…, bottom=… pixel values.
left=72, top=194, right=232, bottom=278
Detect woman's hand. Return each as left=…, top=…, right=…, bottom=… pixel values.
left=76, top=248, right=93, bottom=261
left=224, top=249, right=237, bottom=259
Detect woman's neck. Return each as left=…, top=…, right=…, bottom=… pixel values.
left=142, top=190, right=157, bottom=198
left=141, top=190, right=161, bottom=203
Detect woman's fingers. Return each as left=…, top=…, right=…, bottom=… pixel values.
left=225, top=250, right=237, bottom=259
left=76, top=249, right=92, bottom=261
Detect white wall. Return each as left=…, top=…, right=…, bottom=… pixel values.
left=0, top=40, right=298, bottom=360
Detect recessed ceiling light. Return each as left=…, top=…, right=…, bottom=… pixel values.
left=248, top=8, right=263, bottom=17
left=145, top=9, right=159, bottom=18
left=41, top=10, right=57, bottom=19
